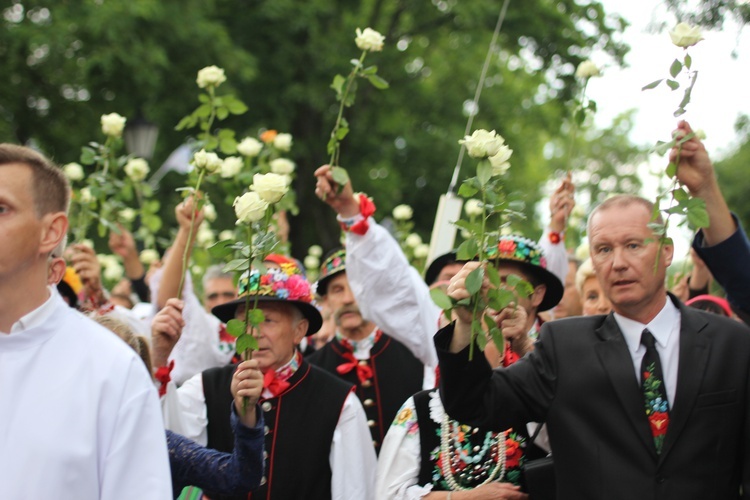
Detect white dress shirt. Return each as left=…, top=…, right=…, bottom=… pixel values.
left=614, top=297, right=681, bottom=408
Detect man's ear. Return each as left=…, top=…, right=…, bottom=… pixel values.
left=48, top=257, right=67, bottom=285
left=530, top=284, right=547, bottom=309
left=293, top=319, right=309, bottom=344
left=662, top=243, right=674, bottom=268
left=39, top=213, right=68, bottom=256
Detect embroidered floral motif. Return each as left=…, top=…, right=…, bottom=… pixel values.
left=642, top=362, right=670, bottom=453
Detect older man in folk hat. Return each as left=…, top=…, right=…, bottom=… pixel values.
left=307, top=248, right=430, bottom=453
left=159, top=266, right=376, bottom=500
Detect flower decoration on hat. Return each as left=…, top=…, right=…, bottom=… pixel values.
left=315, top=248, right=347, bottom=296
left=237, top=267, right=314, bottom=304
left=488, top=235, right=548, bottom=270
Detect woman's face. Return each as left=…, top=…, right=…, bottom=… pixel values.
left=581, top=276, right=612, bottom=316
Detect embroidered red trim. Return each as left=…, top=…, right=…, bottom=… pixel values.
left=154, top=360, right=175, bottom=397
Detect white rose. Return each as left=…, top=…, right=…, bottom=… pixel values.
left=414, top=243, right=429, bottom=259
left=220, top=156, right=243, bottom=178
left=219, top=230, right=235, bottom=241
left=355, top=27, right=385, bottom=52
left=270, top=158, right=296, bottom=175
left=464, top=198, right=484, bottom=217
left=203, top=202, right=217, bottom=222
left=81, top=239, right=94, bottom=249
left=669, top=23, right=704, bottom=48
left=304, top=255, right=320, bottom=270
left=119, top=208, right=136, bottom=222
left=273, top=133, right=293, bottom=152
left=124, top=158, right=150, bottom=182
left=193, top=149, right=222, bottom=174
left=79, top=187, right=94, bottom=204
left=196, top=224, right=215, bottom=246
left=460, top=229, right=471, bottom=240
left=308, top=245, right=323, bottom=257
left=250, top=173, right=288, bottom=203
left=63, top=162, right=84, bottom=181
left=458, top=129, right=505, bottom=159
left=192, top=265, right=204, bottom=276
left=237, top=137, right=263, bottom=157
left=393, top=204, right=413, bottom=221
left=500, top=226, right=513, bottom=236
left=281, top=174, right=293, bottom=186
left=488, top=144, right=513, bottom=176
left=196, top=65, right=227, bottom=88
left=98, top=255, right=123, bottom=282
left=575, top=60, right=601, bottom=79
left=139, top=249, right=160, bottom=265
left=101, top=113, right=126, bottom=138
left=405, top=233, right=422, bottom=248
left=234, top=192, right=268, bottom=224
left=694, top=129, right=707, bottom=140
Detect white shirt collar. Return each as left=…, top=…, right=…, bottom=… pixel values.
left=614, top=296, right=680, bottom=355
left=4, top=286, right=58, bottom=335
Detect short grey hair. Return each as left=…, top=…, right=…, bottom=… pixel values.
left=202, top=264, right=234, bottom=289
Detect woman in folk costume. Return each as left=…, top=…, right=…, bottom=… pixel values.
left=376, top=236, right=564, bottom=499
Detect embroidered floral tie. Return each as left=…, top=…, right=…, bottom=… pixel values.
left=640, top=329, right=670, bottom=453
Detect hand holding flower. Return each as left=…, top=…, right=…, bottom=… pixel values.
left=314, top=164, right=359, bottom=217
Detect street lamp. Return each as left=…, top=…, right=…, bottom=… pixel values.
left=124, top=115, right=159, bottom=160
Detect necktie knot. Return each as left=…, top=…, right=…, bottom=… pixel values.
left=640, top=329, right=656, bottom=349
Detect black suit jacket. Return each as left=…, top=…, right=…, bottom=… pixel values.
left=436, top=295, right=750, bottom=500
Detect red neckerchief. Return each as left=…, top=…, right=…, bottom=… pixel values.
left=154, top=360, right=175, bottom=397
left=263, top=369, right=291, bottom=397
left=336, top=331, right=381, bottom=384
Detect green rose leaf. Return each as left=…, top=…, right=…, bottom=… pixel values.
left=361, top=65, right=378, bottom=75
left=477, top=160, right=493, bottom=186
left=666, top=161, right=677, bottom=178
left=456, top=239, right=479, bottom=261
left=430, top=287, right=454, bottom=311
left=672, top=187, right=689, bottom=202
left=487, top=287, right=514, bottom=312
left=641, top=79, right=663, bottom=91
left=331, top=74, right=346, bottom=96
left=216, top=106, right=229, bottom=120
left=486, top=264, right=501, bottom=288
left=236, top=333, right=258, bottom=354
left=458, top=182, right=479, bottom=198
left=489, top=327, right=505, bottom=354
left=223, top=258, right=250, bottom=272
left=465, top=267, right=484, bottom=296
left=80, top=147, right=97, bottom=165
left=208, top=239, right=235, bottom=259
left=226, top=319, right=246, bottom=338
left=220, top=137, right=238, bottom=154
left=336, top=126, right=350, bottom=140
left=247, top=308, right=265, bottom=326
left=687, top=198, right=709, bottom=228
left=331, top=166, right=350, bottom=187
left=666, top=79, right=680, bottom=90
left=669, top=59, right=683, bottom=78
left=366, top=74, right=390, bottom=90
left=684, top=53, right=692, bottom=69
left=472, top=319, right=487, bottom=351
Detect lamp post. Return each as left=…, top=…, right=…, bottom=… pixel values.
left=124, top=115, right=159, bottom=160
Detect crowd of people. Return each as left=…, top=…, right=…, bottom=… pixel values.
left=2, top=119, right=750, bottom=499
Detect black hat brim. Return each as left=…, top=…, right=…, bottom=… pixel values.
left=424, top=252, right=458, bottom=286
left=212, top=295, right=323, bottom=336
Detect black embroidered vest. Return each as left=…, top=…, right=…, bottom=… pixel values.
left=306, top=333, right=424, bottom=451
left=202, top=360, right=353, bottom=500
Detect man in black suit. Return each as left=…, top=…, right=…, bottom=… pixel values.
left=436, top=191, right=750, bottom=499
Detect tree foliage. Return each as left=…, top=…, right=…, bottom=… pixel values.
left=1, top=0, right=636, bottom=257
